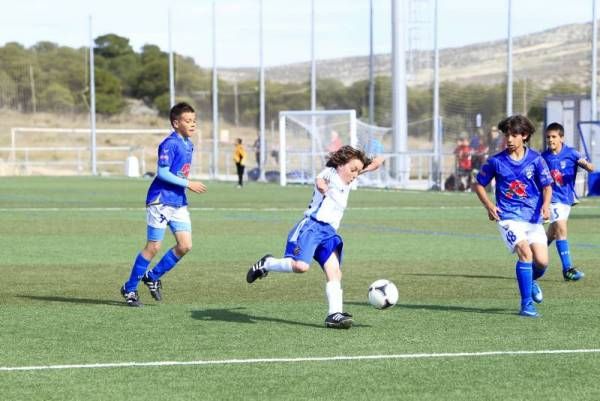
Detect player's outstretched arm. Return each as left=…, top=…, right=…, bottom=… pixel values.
left=473, top=183, right=500, bottom=221
left=187, top=181, right=207, bottom=194
left=360, top=156, right=385, bottom=174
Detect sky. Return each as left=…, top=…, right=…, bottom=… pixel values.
left=0, top=0, right=595, bottom=68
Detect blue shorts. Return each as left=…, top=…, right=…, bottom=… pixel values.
left=284, top=217, right=344, bottom=268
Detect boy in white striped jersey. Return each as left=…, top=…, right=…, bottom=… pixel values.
left=247, top=145, right=383, bottom=329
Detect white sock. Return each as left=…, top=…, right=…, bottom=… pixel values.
left=264, top=257, right=293, bottom=273
left=326, top=280, right=343, bottom=315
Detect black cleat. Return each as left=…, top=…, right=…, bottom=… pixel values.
left=325, top=312, right=353, bottom=329
left=563, top=267, right=585, bottom=281
left=246, top=254, right=272, bottom=283
left=142, top=273, right=162, bottom=301
left=120, top=286, right=142, bottom=307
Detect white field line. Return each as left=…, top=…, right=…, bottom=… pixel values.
left=1, top=205, right=597, bottom=213
left=2, top=349, right=599, bottom=372
left=0, top=206, right=598, bottom=213
left=0, top=206, right=481, bottom=212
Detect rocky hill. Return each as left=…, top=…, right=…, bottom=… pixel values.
left=219, top=22, right=593, bottom=88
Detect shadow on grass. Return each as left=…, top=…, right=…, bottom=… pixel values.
left=16, top=294, right=134, bottom=307
left=191, top=307, right=371, bottom=329
left=346, top=301, right=512, bottom=316
left=402, top=272, right=514, bottom=281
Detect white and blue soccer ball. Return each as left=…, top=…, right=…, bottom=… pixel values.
left=368, top=279, right=399, bottom=309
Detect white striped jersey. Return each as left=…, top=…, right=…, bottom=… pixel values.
left=303, top=167, right=350, bottom=230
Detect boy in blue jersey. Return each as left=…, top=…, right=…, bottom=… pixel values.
left=473, top=115, right=553, bottom=318
left=120, top=102, right=207, bottom=307
left=542, top=122, right=595, bottom=281
left=246, top=146, right=384, bottom=329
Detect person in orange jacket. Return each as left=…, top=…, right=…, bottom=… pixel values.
left=233, top=138, right=247, bottom=188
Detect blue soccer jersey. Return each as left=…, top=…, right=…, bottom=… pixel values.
left=476, top=148, right=553, bottom=223
left=542, top=145, right=584, bottom=205
left=146, top=132, right=194, bottom=207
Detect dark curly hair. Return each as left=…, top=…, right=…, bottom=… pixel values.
left=326, top=145, right=372, bottom=169
left=498, top=115, right=535, bottom=143
left=170, top=102, right=195, bottom=127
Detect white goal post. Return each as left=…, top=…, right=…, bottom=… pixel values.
left=278, top=110, right=358, bottom=186
left=278, top=109, right=402, bottom=188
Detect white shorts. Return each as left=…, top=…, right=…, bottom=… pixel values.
left=549, top=203, right=571, bottom=223
left=146, top=204, right=191, bottom=241
left=497, top=220, right=547, bottom=253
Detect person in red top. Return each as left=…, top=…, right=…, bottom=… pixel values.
left=454, top=132, right=473, bottom=190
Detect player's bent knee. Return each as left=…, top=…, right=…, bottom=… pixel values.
left=145, top=242, right=161, bottom=257
left=176, top=243, right=192, bottom=255
left=292, top=261, right=310, bottom=273
left=514, top=243, right=532, bottom=260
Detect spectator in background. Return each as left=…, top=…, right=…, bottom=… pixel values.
left=453, top=131, right=473, bottom=190
left=233, top=138, right=247, bottom=188
left=253, top=136, right=261, bottom=167
left=472, top=129, right=489, bottom=171
left=489, top=126, right=505, bottom=154
left=469, top=130, right=481, bottom=150
left=327, top=130, right=343, bottom=152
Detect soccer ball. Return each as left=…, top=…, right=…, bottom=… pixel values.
left=368, top=279, right=399, bottom=309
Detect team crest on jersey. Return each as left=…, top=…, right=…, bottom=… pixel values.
left=524, top=165, right=534, bottom=179
left=505, top=180, right=527, bottom=199
left=550, top=169, right=564, bottom=186
left=560, top=161, right=567, bottom=169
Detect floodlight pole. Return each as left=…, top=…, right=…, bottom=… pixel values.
left=88, top=15, right=97, bottom=176
left=506, top=0, right=513, bottom=116
left=592, top=0, right=598, bottom=120
left=310, top=0, right=316, bottom=113
left=391, top=0, right=408, bottom=186
left=168, top=7, right=175, bottom=108
left=259, top=0, right=267, bottom=182
left=368, top=0, right=375, bottom=126
left=310, top=0, right=317, bottom=179
left=211, top=0, right=219, bottom=179
left=432, top=0, right=441, bottom=190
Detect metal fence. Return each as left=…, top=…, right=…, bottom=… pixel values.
left=0, top=0, right=598, bottom=191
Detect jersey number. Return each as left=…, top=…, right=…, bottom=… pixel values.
left=505, top=230, right=517, bottom=246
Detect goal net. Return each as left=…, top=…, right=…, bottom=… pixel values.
left=278, top=110, right=357, bottom=186
left=278, top=110, right=399, bottom=187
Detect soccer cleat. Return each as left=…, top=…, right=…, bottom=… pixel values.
left=531, top=280, right=543, bottom=304
left=142, top=273, right=163, bottom=301
left=519, top=301, right=539, bottom=318
left=563, top=267, right=584, bottom=281
left=246, top=254, right=272, bottom=283
left=120, top=286, right=142, bottom=307
left=325, top=312, right=353, bottom=329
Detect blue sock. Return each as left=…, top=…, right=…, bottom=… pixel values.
left=556, top=240, right=572, bottom=271
left=124, top=253, right=151, bottom=292
left=148, top=249, right=181, bottom=280
left=515, top=261, right=533, bottom=306
left=532, top=265, right=547, bottom=280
